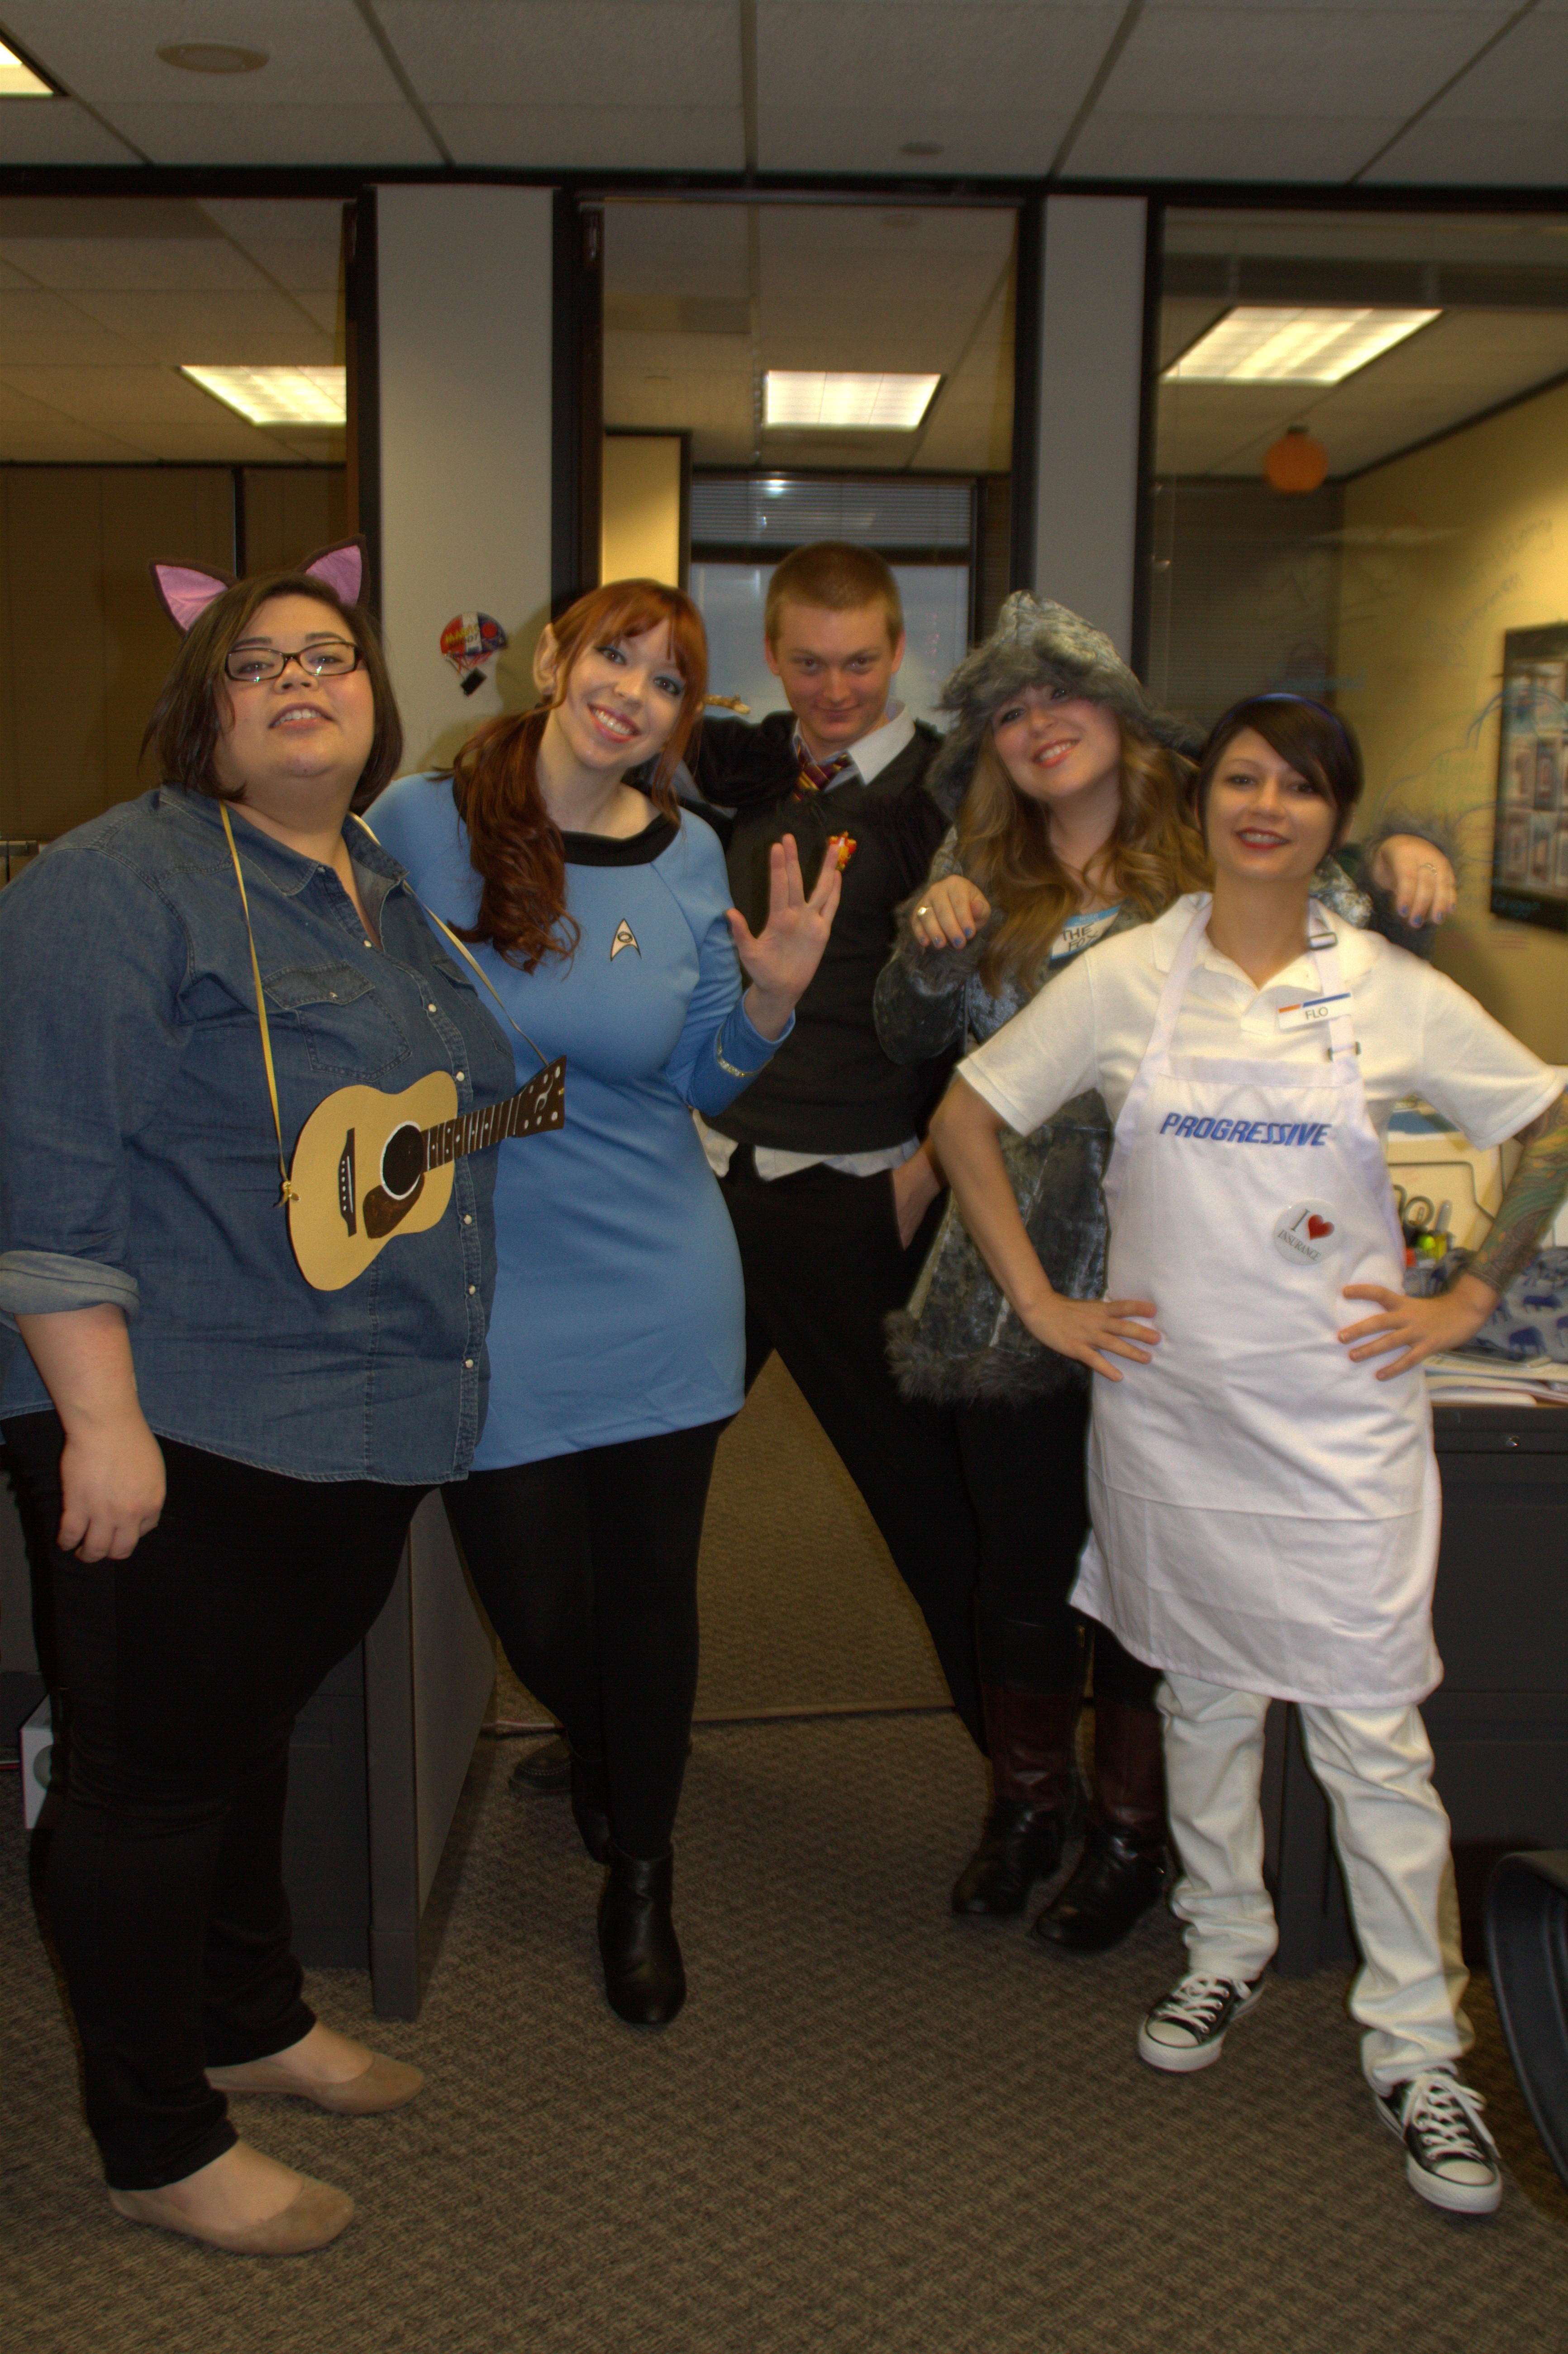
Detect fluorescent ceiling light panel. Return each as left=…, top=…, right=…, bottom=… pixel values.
left=764, top=372, right=941, bottom=430
left=0, top=41, right=54, bottom=95
left=1165, top=308, right=1440, bottom=386
left=180, top=366, right=347, bottom=426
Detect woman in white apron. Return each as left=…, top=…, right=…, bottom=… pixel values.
left=933, top=693, right=1568, bottom=2216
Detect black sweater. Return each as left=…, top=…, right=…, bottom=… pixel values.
left=689, top=712, right=956, bottom=1155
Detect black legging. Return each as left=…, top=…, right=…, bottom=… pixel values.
left=953, top=1387, right=1158, bottom=1708
left=2, top=1411, right=420, bottom=2192
left=444, top=1419, right=726, bottom=1861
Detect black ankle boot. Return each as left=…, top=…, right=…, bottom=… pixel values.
left=1031, top=1821, right=1166, bottom=1951
left=952, top=1673, right=1078, bottom=1919
left=597, top=1845, right=686, bottom=2025
left=951, top=1799, right=1066, bottom=1917
left=570, top=1750, right=611, bottom=1864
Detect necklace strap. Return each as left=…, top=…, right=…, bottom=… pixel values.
left=219, top=805, right=297, bottom=1208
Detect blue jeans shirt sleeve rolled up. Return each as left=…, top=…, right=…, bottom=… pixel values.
left=0, top=786, right=518, bottom=1482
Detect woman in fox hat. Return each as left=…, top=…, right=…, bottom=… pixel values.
left=875, top=592, right=1456, bottom=1952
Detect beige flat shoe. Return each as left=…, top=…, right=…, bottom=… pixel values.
left=205, top=2050, right=425, bottom=2115
left=109, top=2173, right=353, bottom=2256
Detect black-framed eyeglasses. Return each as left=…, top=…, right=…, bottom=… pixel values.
left=225, top=639, right=363, bottom=685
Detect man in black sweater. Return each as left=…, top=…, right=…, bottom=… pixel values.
left=689, top=544, right=984, bottom=1747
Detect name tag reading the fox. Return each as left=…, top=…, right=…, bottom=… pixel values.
left=1276, top=991, right=1350, bottom=1032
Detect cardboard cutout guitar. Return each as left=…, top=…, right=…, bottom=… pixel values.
left=287, top=1055, right=565, bottom=1291
left=156, top=539, right=567, bottom=1291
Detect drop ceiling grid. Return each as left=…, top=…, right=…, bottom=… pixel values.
left=0, top=196, right=344, bottom=464
left=1155, top=309, right=1568, bottom=477
left=372, top=0, right=743, bottom=105
left=0, top=0, right=1562, bottom=179
left=0, top=0, right=411, bottom=104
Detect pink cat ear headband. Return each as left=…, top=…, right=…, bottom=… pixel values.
left=148, top=537, right=366, bottom=632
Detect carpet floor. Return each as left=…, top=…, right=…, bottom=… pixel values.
left=4, top=1717, right=1567, bottom=2354
left=4, top=1366, right=1566, bottom=2351
left=492, top=1357, right=953, bottom=1730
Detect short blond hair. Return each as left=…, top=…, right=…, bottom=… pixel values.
left=764, top=543, right=903, bottom=647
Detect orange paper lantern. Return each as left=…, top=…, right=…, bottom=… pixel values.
left=1264, top=424, right=1329, bottom=494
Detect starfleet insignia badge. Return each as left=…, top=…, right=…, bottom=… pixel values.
left=1273, top=1200, right=1339, bottom=1266
left=610, top=918, right=639, bottom=960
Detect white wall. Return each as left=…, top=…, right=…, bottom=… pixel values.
left=1032, top=195, right=1148, bottom=658
left=375, top=185, right=554, bottom=773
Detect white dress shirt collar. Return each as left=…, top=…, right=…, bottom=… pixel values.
left=793, top=701, right=916, bottom=789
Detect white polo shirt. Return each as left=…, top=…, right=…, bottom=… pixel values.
left=961, top=895, right=1563, bottom=1152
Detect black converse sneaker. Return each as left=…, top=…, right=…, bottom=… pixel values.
left=1137, top=1973, right=1263, bottom=2073
left=1377, top=2069, right=1501, bottom=2215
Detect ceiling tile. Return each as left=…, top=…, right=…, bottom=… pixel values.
left=0, top=237, right=272, bottom=293
left=0, top=97, right=140, bottom=163
left=757, top=2, right=1121, bottom=111
left=0, top=1, right=407, bottom=104
left=1103, top=8, right=1512, bottom=114
left=0, top=362, right=239, bottom=425
left=757, top=106, right=1071, bottom=174
left=0, top=411, right=160, bottom=462
left=430, top=104, right=744, bottom=170
left=1362, top=118, right=1568, bottom=184
left=1071, top=110, right=1409, bottom=177
left=604, top=203, right=750, bottom=299
left=0, top=289, right=153, bottom=364
left=1378, top=10, right=1568, bottom=127
left=121, top=420, right=314, bottom=461
left=198, top=200, right=347, bottom=246
left=377, top=2, right=741, bottom=106
left=207, top=242, right=344, bottom=297
left=54, top=288, right=334, bottom=365
left=87, top=102, right=441, bottom=166
left=285, top=290, right=343, bottom=336
left=197, top=201, right=347, bottom=291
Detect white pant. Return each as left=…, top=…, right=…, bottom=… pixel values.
left=1158, top=1673, right=1470, bottom=2095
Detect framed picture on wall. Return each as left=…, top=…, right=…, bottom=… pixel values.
left=1492, top=623, right=1568, bottom=933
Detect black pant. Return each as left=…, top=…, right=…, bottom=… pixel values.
left=445, top=1420, right=724, bottom=1861
left=720, top=1152, right=984, bottom=1747
left=2, top=1413, right=420, bottom=2191
left=953, top=1390, right=1159, bottom=1709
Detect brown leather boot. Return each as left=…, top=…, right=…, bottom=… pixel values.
left=952, top=1684, right=1078, bottom=1917
left=1033, top=1695, right=1167, bottom=1951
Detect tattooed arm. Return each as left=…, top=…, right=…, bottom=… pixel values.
left=1338, top=1091, right=1568, bottom=1378
left=1468, top=1090, right=1568, bottom=1297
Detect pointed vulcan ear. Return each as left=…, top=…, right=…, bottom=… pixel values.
left=150, top=561, right=234, bottom=632
left=301, top=537, right=365, bottom=609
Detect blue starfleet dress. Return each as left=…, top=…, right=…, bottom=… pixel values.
left=370, top=772, right=786, bottom=1468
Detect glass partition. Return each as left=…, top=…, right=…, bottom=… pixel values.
left=1147, top=205, right=1568, bottom=1056
left=601, top=197, right=1017, bottom=726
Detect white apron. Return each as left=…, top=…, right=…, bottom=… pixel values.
left=1072, top=899, right=1442, bottom=1708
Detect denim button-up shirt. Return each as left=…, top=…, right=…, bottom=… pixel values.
left=0, top=786, right=517, bottom=1482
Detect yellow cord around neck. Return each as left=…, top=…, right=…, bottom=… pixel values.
left=219, top=803, right=297, bottom=1208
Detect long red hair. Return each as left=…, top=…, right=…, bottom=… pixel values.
left=449, top=579, right=708, bottom=969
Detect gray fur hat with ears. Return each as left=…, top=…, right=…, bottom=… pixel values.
left=924, top=590, right=1201, bottom=817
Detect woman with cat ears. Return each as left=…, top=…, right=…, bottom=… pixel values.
left=0, top=541, right=522, bottom=2255
left=874, top=593, right=1458, bottom=1954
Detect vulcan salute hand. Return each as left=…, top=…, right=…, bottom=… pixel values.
left=728, top=832, right=842, bottom=1041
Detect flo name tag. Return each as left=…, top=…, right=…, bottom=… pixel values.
left=1277, top=991, right=1350, bottom=1033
